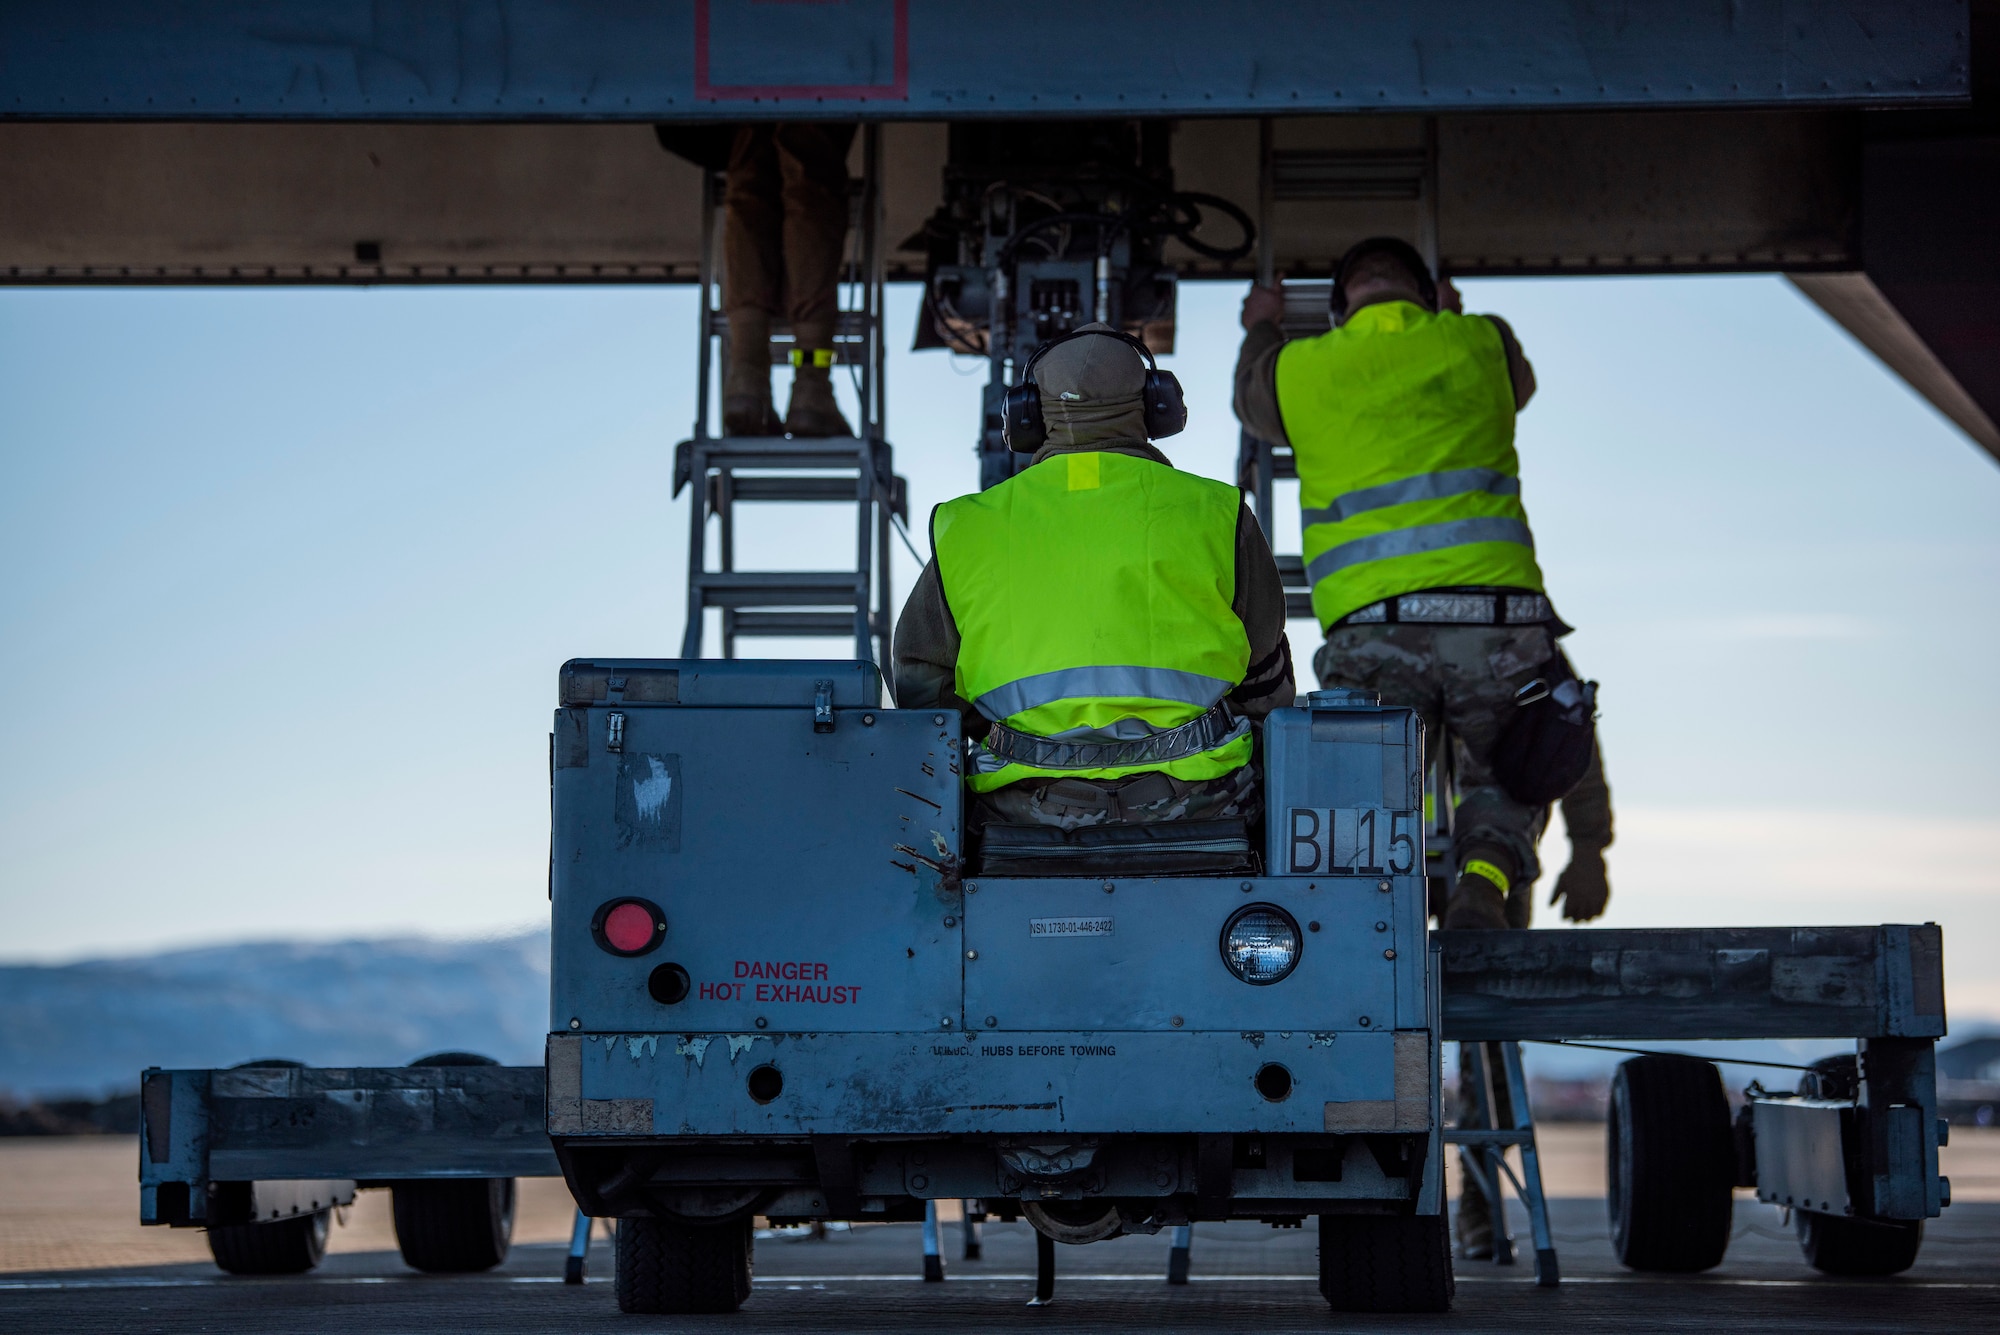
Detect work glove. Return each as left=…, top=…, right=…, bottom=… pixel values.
left=1548, top=845, right=1610, bottom=922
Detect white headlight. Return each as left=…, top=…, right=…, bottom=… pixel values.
left=1221, top=905, right=1302, bottom=985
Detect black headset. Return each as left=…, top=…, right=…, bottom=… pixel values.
left=1329, top=236, right=1438, bottom=325
left=999, top=328, right=1187, bottom=453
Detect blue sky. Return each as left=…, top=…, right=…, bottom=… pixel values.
left=2, top=277, right=1996, bottom=1019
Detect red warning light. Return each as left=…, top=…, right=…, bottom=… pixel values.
left=592, top=898, right=665, bottom=956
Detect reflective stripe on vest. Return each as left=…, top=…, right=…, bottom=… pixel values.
left=1276, top=302, right=1544, bottom=629
left=933, top=450, right=1253, bottom=792
left=973, top=664, right=1233, bottom=725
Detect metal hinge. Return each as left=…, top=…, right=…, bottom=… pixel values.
left=606, top=712, right=625, bottom=752
left=813, top=680, right=835, bottom=734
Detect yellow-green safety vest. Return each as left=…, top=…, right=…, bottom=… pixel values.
left=933, top=450, right=1253, bottom=792
left=1276, top=301, right=1544, bottom=629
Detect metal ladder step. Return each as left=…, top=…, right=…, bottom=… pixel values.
left=1275, top=554, right=1313, bottom=619
left=728, top=611, right=872, bottom=638
left=1264, top=442, right=1299, bottom=481
left=676, top=434, right=879, bottom=481
left=686, top=572, right=868, bottom=608
left=705, top=309, right=876, bottom=364
left=695, top=468, right=907, bottom=521
left=719, top=475, right=862, bottom=503
left=1275, top=280, right=1335, bottom=340
left=675, top=438, right=906, bottom=517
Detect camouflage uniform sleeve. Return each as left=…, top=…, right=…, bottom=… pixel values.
left=1232, top=319, right=1292, bottom=448
left=1229, top=502, right=1296, bottom=719
left=1559, top=740, right=1613, bottom=850
left=891, top=559, right=977, bottom=727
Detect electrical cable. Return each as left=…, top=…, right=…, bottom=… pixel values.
left=871, top=478, right=927, bottom=565
left=887, top=510, right=926, bottom=565
left=928, top=287, right=989, bottom=356
left=994, top=211, right=1133, bottom=270
left=1165, top=190, right=1256, bottom=260
left=992, top=190, right=1257, bottom=271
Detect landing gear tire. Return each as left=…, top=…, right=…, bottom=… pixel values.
left=1607, top=1055, right=1735, bottom=1272
left=1796, top=1210, right=1924, bottom=1276
left=615, top=1216, right=753, bottom=1314
left=1316, top=1212, right=1454, bottom=1313
left=391, top=1178, right=516, bottom=1273
left=207, top=1209, right=330, bottom=1275
left=388, top=1050, right=516, bottom=1273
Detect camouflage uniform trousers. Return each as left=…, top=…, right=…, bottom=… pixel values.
left=969, top=762, right=1260, bottom=832
left=723, top=124, right=853, bottom=326
left=1312, top=622, right=1556, bottom=888
left=1313, top=621, right=1561, bottom=1257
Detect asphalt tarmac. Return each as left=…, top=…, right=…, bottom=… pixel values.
left=4, top=1198, right=1994, bottom=1335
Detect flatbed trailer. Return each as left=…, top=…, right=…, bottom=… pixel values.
left=140, top=923, right=1948, bottom=1203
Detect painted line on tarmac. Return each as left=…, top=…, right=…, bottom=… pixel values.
left=750, top=1275, right=2000, bottom=1290
left=1, top=1277, right=394, bottom=1290
left=5, top=1273, right=1995, bottom=1292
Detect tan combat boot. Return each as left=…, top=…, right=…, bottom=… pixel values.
left=782, top=317, right=853, bottom=437
left=723, top=307, right=780, bottom=437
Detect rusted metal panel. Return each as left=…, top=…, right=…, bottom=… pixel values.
left=547, top=666, right=962, bottom=1039
left=139, top=1062, right=559, bottom=1228
left=1859, top=1036, right=1946, bottom=1218
left=201, top=1064, right=558, bottom=1181
left=562, top=1029, right=1395, bottom=1138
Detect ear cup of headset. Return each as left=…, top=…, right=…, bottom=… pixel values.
left=1001, top=380, right=1045, bottom=453
left=1005, top=327, right=1181, bottom=450
left=1142, top=370, right=1187, bottom=439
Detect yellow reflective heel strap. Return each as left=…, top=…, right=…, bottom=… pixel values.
left=1462, top=858, right=1511, bottom=894
left=788, top=347, right=836, bottom=369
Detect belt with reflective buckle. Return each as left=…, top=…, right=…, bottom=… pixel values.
left=1336, top=589, right=1554, bottom=627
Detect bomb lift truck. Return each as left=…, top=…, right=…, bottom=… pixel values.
left=2, top=0, right=1985, bottom=1315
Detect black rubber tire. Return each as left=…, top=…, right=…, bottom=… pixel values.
left=1786, top=1053, right=1923, bottom=1275
left=1316, top=1213, right=1454, bottom=1313
left=207, top=1209, right=330, bottom=1275
left=615, top=1216, right=754, bottom=1314
left=408, top=1051, right=499, bottom=1069
left=1607, top=1055, right=1735, bottom=1272
left=385, top=1050, right=514, bottom=1273
left=1797, top=1210, right=1924, bottom=1276
left=391, top=1177, right=516, bottom=1273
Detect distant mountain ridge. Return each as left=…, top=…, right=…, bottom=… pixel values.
left=0, top=932, right=549, bottom=1098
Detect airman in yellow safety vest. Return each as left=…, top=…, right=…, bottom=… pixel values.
left=1235, top=238, right=1614, bottom=1259
left=896, top=324, right=1295, bottom=839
